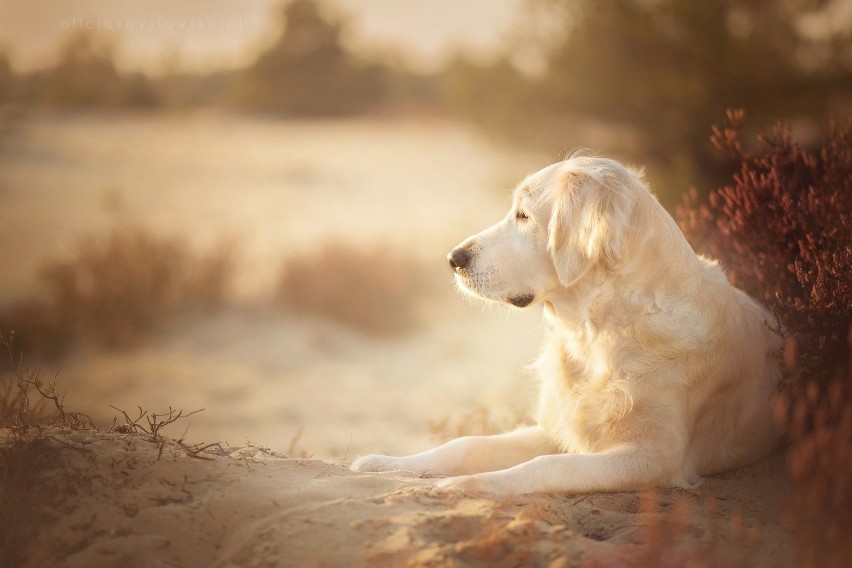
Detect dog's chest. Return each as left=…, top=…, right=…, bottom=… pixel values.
left=536, top=331, right=639, bottom=453
left=550, top=322, right=650, bottom=380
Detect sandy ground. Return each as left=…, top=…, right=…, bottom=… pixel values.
left=0, top=113, right=797, bottom=567
left=56, top=304, right=545, bottom=460
left=11, top=427, right=794, bottom=568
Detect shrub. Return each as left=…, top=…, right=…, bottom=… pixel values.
left=678, top=111, right=851, bottom=389
left=276, top=242, right=434, bottom=335
left=0, top=226, right=235, bottom=358
left=677, top=111, right=852, bottom=567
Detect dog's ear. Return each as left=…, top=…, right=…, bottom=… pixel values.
left=547, top=169, right=631, bottom=287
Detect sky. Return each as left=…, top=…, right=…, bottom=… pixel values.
left=0, top=0, right=528, bottom=75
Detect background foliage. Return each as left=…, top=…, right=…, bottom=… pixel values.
left=1, top=0, right=848, bottom=203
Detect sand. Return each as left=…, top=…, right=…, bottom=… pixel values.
left=0, top=114, right=797, bottom=566
left=9, top=427, right=794, bottom=568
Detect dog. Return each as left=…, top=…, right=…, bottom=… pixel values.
left=351, top=154, right=783, bottom=497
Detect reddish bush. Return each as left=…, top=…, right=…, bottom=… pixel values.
left=678, top=110, right=851, bottom=388
left=677, top=111, right=852, bottom=567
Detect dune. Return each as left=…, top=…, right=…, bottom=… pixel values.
left=7, top=427, right=793, bottom=567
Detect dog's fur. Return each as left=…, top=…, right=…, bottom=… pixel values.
left=351, top=155, right=783, bottom=496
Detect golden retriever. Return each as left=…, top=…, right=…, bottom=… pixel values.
left=351, top=155, right=783, bottom=496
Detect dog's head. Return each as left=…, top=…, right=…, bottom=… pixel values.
left=448, top=156, right=638, bottom=307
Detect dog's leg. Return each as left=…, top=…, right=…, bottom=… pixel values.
left=437, top=446, right=677, bottom=497
left=350, top=426, right=558, bottom=476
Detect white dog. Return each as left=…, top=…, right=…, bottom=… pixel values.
left=351, top=155, right=783, bottom=497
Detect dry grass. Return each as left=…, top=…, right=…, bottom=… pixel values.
left=0, top=225, right=236, bottom=359
left=0, top=331, right=94, bottom=432
left=276, top=242, right=437, bottom=336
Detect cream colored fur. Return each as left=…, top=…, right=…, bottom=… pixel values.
left=351, top=155, right=783, bottom=497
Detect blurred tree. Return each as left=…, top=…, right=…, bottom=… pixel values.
left=450, top=0, right=852, bottom=205
left=44, top=33, right=119, bottom=106
left=442, top=56, right=529, bottom=137
left=235, top=0, right=387, bottom=115
left=32, top=32, right=157, bottom=108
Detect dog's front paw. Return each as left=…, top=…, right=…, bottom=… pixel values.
left=350, top=454, right=408, bottom=473
left=436, top=473, right=514, bottom=498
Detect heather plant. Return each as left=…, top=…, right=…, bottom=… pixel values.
left=677, top=111, right=852, bottom=566
left=678, top=110, right=850, bottom=389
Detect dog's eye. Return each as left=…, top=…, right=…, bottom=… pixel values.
left=515, top=209, right=529, bottom=221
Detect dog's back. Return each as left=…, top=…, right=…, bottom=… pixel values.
left=684, top=271, right=784, bottom=475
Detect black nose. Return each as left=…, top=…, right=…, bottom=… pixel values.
left=448, top=247, right=470, bottom=270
